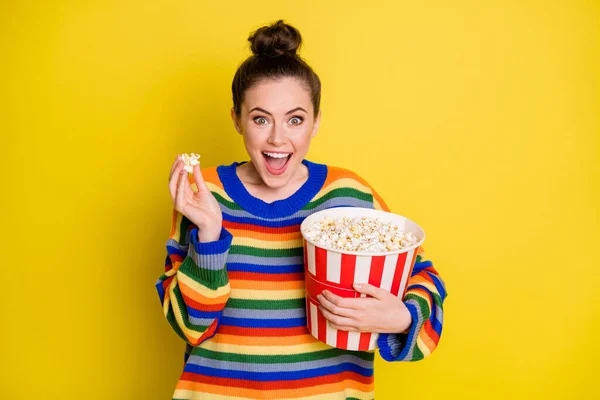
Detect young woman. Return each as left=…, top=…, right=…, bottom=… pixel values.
left=156, top=20, right=447, bottom=400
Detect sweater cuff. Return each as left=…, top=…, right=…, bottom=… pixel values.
left=179, top=227, right=233, bottom=284
left=377, top=301, right=423, bottom=362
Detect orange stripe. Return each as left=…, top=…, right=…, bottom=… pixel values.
left=210, top=332, right=316, bottom=346
left=322, top=166, right=390, bottom=212
left=180, top=371, right=373, bottom=398
left=198, top=166, right=224, bottom=190
left=321, top=166, right=349, bottom=187
left=227, top=228, right=301, bottom=241
left=422, top=319, right=439, bottom=348
left=178, top=280, right=229, bottom=305
left=230, top=279, right=304, bottom=290
left=176, top=378, right=372, bottom=398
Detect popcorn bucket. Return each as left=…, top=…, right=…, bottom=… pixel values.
left=300, top=207, right=425, bottom=351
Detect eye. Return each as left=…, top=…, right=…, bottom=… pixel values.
left=289, top=116, right=303, bottom=126
left=253, top=116, right=269, bottom=125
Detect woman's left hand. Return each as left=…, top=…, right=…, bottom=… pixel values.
left=316, top=283, right=412, bottom=334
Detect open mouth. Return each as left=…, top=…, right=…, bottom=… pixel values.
left=262, top=151, right=292, bottom=175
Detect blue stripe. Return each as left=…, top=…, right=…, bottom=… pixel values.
left=183, top=362, right=372, bottom=380
left=430, top=272, right=447, bottom=300
left=190, top=227, right=233, bottom=255
left=226, top=263, right=304, bottom=274
left=187, top=307, right=222, bottom=319
left=219, top=316, right=306, bottom=328
left=412, top=260, right=433, bottom=274
left=155, top=280, right=165, bottom=303
left=166, top=245, right=186, bottom=258
left=223, top=213, right=307, bottom=227
left=431, top=313, right=443, bottom=334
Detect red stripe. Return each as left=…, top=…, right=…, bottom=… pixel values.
left=162, top=276, right=174, bottom=293
left=423, top=319, right=440, bottom=343
left=217, top=325, right=307, bottom=337
left=181, top=294, right=227, bottom=312
left=180, top=370, right=374, bottom=388
left=193, top=319, right=219, bottom=346
left=305, top=273, right=356, bottom=299
left=228, top=271, right=304, bottom=282
left=358, top=333, right=372, bottom=351
left=337, top=329, right=349, bottom=349
left=390, top=252, right=408, bottom=296
left=315, top=246, right=328, bottom=282
left=223, top=220, right=300, bottom=234
left=339, top=253, right=357, bottom=289
left=368, top=256, right=386, bottom=289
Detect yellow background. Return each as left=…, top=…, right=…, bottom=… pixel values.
left=1, top=0, right=598, bottom=399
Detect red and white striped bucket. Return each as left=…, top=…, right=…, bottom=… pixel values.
left=300, top=207, right=425, bottom=351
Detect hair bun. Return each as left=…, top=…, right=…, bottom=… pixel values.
left=249, top=20, right=302, bottom=57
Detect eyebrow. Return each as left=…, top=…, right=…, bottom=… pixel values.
left=249, top=107, right=308, bottom=116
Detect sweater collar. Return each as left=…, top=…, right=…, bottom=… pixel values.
left=217, top=159, right=327, bottom=218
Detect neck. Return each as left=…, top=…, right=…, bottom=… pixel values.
left=237, top=160, right=309, bottom=203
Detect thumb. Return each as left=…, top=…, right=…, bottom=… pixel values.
left=353, top=283, right=386, bottom=299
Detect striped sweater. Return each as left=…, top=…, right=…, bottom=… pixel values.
left=156, top=159, right=447, bottom=399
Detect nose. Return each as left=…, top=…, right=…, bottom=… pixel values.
left=267, top=124, right=286, bottom=146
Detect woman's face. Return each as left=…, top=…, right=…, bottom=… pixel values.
left=231, top=77, right=321, bottom=189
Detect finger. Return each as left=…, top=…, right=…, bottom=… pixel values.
left=192, top=162, right=209, bottom=193
left=319, top=306, right=357, bottom=329
left=321, top=290, right=357, bottom=310
left=317, top=293, right=354, bottom=317
left=353, top=283, right=388, bottom=299
left=176, top=167, right=189, bottom=209
left=169, top=154, right=182, bottom=177
left=169, top=162, right=185, bottom=203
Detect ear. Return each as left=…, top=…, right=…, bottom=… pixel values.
left=230, top=108, right=242, bottom=135
left=311, top=110, right=321, bottom=138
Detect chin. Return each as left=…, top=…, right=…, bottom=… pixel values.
left=257, top=154, right=298, bottom=188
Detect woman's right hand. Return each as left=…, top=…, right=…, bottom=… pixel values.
left=169, top=155, right=223, bottom=243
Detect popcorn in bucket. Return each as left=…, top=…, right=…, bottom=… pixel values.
left=300, top=207, right=426, bottom=351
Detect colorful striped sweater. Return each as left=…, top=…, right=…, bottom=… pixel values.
left=156, top=159, right=447, bottom=399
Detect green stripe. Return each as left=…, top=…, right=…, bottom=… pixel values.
left=172, top=285, right=212, bottom=331
left=213, top=191, right=243, bottom=210
left=178, top=257, right=229, bottom=290
left=191, top=347, right=375, bottom=363
left=411, top=343, right=424, bottom=361
left=178, top=215, right=192, bottom=244
left=404, top=293, right=432, bottom=319
left=226, top=298, right=304, bottom=310
left=165, top=303, right=188, bottom=343
left=303, top=187, right=372, bottom=210
left=230, top=245, right=303, bottom=258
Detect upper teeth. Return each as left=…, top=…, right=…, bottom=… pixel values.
left=263, top=152, right=290, bottom=159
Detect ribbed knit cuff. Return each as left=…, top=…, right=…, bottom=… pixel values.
left=377, top=301, right=422, bottom=362
left=178, top=227, right=233, bottom=286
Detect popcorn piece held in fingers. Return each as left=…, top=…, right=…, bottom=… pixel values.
left=181, top=153, right=201, bottom=173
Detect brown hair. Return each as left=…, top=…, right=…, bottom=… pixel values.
left=231, top=20, right=321, bottom=118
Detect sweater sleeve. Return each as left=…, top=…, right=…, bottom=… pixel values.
left=369, top=186, right=448, bottom=361
left=155, top=209, right=233, bottom=346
